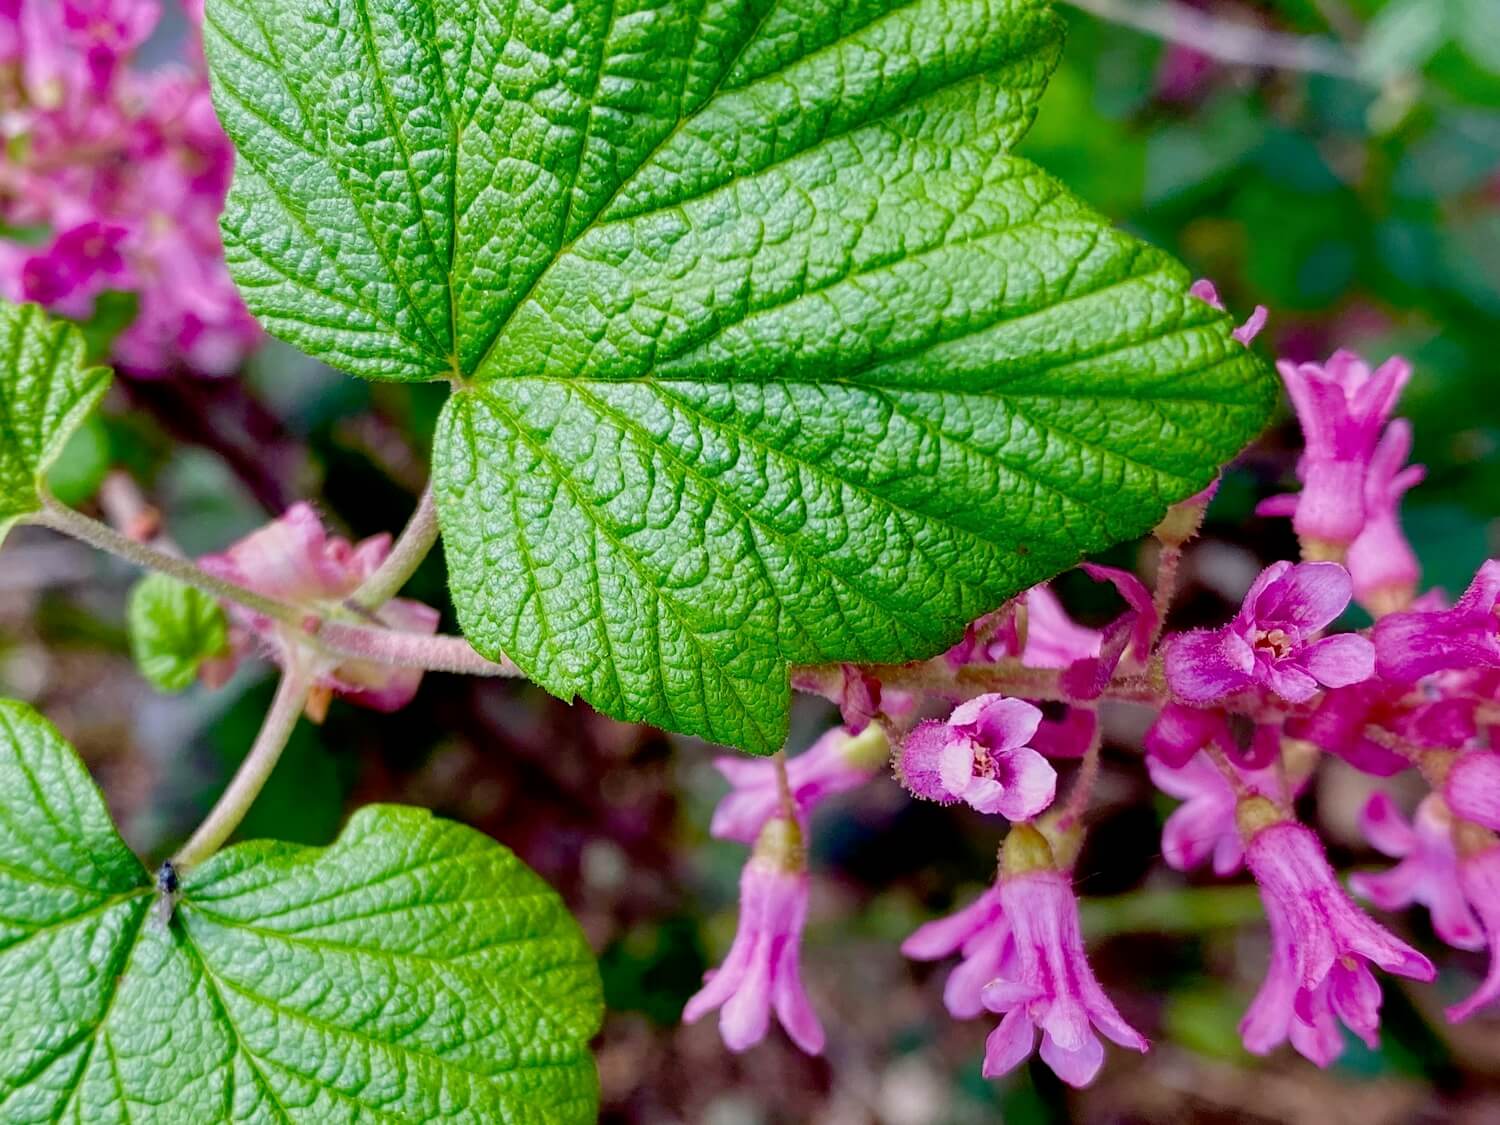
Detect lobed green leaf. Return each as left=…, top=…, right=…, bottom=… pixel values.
left=204, top=0, right=1277, bottom=750
left=0, top=701, right=603, bottom=1123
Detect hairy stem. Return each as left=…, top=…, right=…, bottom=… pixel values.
left=351, top=483, right=439, bottom=610
left=1063, top=0, right=1364, bottom=81
left=773, top=750, right=796, bottom=823
left=319, top=622, right=521, bottom=677
left=173, top=670, right=314, bottom=868
left=35, top=497, right=307, bottom=628
left=1055, top=716, right=1104, bottom=831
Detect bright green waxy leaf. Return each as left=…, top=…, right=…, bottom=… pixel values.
left=126, top=574, right=230, bottom=693
left=203, top=0, right=1276, bottom=751
left=0, top=701, right=603, bottom=1123
left=0, top=302, right=111, bottom=547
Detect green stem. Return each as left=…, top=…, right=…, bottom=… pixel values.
left=35, top=497, right=308, bottom=629
left=173, top=670, right=314, bottom=869
left=351, top=484, right=439, bottom=610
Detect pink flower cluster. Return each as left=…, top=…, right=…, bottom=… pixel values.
left=0, top=0, right=259, bottom=375
left=688, top=285, right=1500, bottom=1085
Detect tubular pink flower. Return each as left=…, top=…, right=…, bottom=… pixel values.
left=683, top=819, right=824, bottom=1055
left=199, top=503, right=439, bottom=712
left=1240, top=817, right=1435, bottom=1065
left=710, top=726, right=884, bottom=845
left=1350, top=794, right=1482, bottom=951
left=1446, top=842, right=1500, bottom=1022
left=1144, top=703, right=1232, bottom=769
left=898, top=695, right=1056, bottom=819
left=1021, top=586, right=1103, bottom=669
left=979, top=868, right=1147, bottom=1087
left=1165, top=561, right=1373, bottom=704
left=1346, top=420, right=1425, bottom=616
left=1285, top=679, right=1415, bottom=778
left=901, top=883, right=1015, bottom=1019
left=1275, top=349, right=1412, bottom=550
left=1189, top=279, right=1267, bottom=345
left=1375, top=561, right=1500, bottom=684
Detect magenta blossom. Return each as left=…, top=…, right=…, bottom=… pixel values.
left=979, top=828, right=1147, bottom=1088
left=683, top=818, right=824, bottom=1055
left=1447, top=842, right=1500, bottom=1022
left=1165, top=561, right=1373, bottom=704
left=1144, top=702, right=1232, bottom=769
left=710, top=725, right=885, bottom=845
left=1349, top=793, right=1483, bottom=951
left=1189, top=279, right=1267, bottom=346
left=1239, top=811, right=1435, bottom=1065
left=902, top=883, right=1014, bottom=1019
left=1375, top=560, right=1500, bottom=684
left=898, top=695, right=1056, bottom=819
left=1021, top=585, right=1102, bottom=669
left=1274, top=349, right=1413, bottom=552
left=1285, top=679, right=1414, bottom=777
left=1147, top=752, right=1284, bottom=876
left=199, top=503, right=439, bottom=712
left=1346, top=420, right=1425, bottom=616
left=1444, top=752, right=1500, bottom=834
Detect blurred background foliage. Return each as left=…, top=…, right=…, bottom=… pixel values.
left=3, top=1, right=1500, bottom=1121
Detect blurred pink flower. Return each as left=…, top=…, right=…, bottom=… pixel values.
left=199, top=503, right=439, bottom=712
left=710, top=726, right=884, bottom=845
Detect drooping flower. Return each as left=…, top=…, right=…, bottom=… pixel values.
left=710, top=725, right=886, bottom=845
left=1143, top=702, right=1233, bottom=769
left=1147, top=751, right=1284, bottom=876
left=1284, top=678, right=1415, bottom=777
left=1189, top=279, right=1267, bottom=346
left=1274, top=349, right=1413, bottom=554
left=1375, top=560, right=1500, bottom=684
left=1165, top=561, right=1374, bottom=704
left=199, top=503, right=439, bottom=712
left=898, top=695, right=1056, bottom=819
left=1446, top=840, right=1500, bottom=1022
left=1238, top=802, right=1435, bottom=1065
left=1349, top=793, right=1483, bottom=951
left=901, top=882, right=1014, bottom=1019
left=978, top=825, right=1147, bottom=1087
left=682, top=818, right=824, bottom=1055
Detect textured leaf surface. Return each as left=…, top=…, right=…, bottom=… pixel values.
left=126, top=574, right=230, bottom=693
left=0, top=701, right=602, bottom=1124
left=204, top=0, right=1276, bottom=750
left=0, top=302, right=111, bottom=546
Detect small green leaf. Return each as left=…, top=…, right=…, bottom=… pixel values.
left=204, top=0, right=1276, bottom=750
left=0, top=700, right=603, bottom=1123
left=0, top=301, right=112, bottom=547
left=126, top=574, right=231, bottom=693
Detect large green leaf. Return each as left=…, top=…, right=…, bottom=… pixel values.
left=203, top=0, right=1275, bottom=750
left=0, top=701, right=602, bottom=1123
left=0, top=302, right=111, bottom=547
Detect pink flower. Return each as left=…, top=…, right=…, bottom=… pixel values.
left=1284, top=679, right=1414, bottom=778
left=1375, top=561, right=1500, bottom=684
left=710, top=726, right=885, bottom=845
left=1239, top=813, right=1435, bottom=1065
left=1165, top=561, right=1374, bottom=704
left=1147, top=752, right=1283, bottom=876
left=902, top=883, right=1014, bottom=1019
left=898, top=695, right=1056, bottom=819
left=683, top=818, right=824, bottom=1055
left=1447, top=842, right=1500, bottom=1022
left=199, top=503, right=439, bottom=712
left=1190, top=279, right=1267, bottom=346
left=1346, top=420, right=1425, bottom=616
left=832, top=664, right=913, bottom=733
left=1444, top=752, right=1500, bottom=833
left=979, top=829, right=1147, bottom=1088
left=1275, top=349, right=1413, bottom=551
left=1144, top=702, right=1232, bottom=769
left=1021, top=585, right=1102, bottom=668
left=1349, top=794, right=1483, bottom=951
